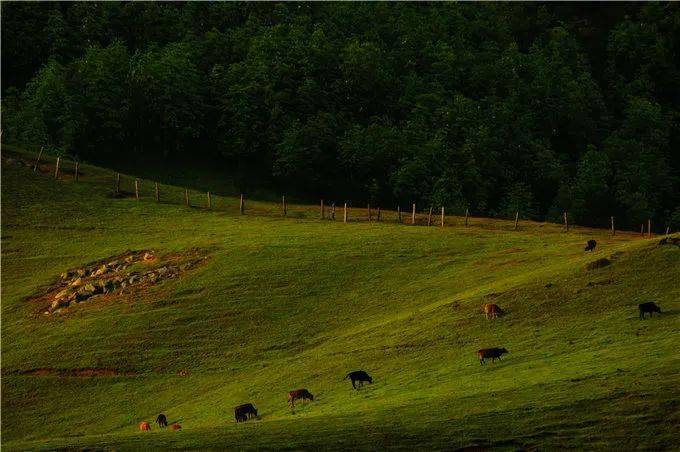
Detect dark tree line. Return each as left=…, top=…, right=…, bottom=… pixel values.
left=2, top=2, right=679, bottom=230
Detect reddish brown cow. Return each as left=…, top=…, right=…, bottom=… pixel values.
left=171, top=423, right=182, bottom=430
left=139, top=421, right=151, bottom=431
left=288, top=389, right=314, bottom=407
left=483, top=303, right=503, bottom=319
left=477, top=347, right=508, bottom=365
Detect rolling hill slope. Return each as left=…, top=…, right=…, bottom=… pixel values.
left=2, top=148, right=679, bottom=450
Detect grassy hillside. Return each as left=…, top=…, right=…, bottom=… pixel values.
left=2, top=148, right=679, bottom=450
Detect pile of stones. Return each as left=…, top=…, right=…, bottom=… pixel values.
left=47, top=250, right=207, bottom=314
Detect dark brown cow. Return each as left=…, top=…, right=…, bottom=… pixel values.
left=234, top=403, right=258, bottom=422
left=477, top=347, right=508, bottom=365
left=639, top=301, right=661, bottom=320
left=483, top=303, right=503, bottom=319
left=288, top=389, right=314, bottom=407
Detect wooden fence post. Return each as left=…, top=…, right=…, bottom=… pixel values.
left=320, top=199, right=324, bottom=219
left=54, top=157, right=60, bottom=179
left=563, top=212, right=568, bottom=231
left=397, top=205, right=402, bottom=223
left=665, top=226, right=670, bottom=236
left=155, top=182, right=160, bottom=202
left=184, top=189, right=189, bottom=206
left=640, top=224, right=644, bottom=236
left=115, top=173, right=121, bottom=193
left=33, top=146, right=44, bottom=172
left=611, top=216, right=615, bottom=236
left=282, top=196, right=287, bottom=216
left=440, top=207, right=445, bottom=227
left=465, top=208, right=469, bottom=226
left=135, top=180, right=140, bottom=200
left=207, top=192, right=212, bottom=209
left=377, top=207, right=381, bottom=221
left=368, top=203, right=371, bottom=221
left=343, top=203, right=348, bottom=223
left=647, top=219, right=651, bottom=239
left=74, top=162, right=79, bottom=182
left=240, top=194, right=245, bottom=214
left=427, top=207, right=433, bottom=226
left=331, top=203, right=336, bottom=220
left=411, top=203, right=416, bottom=225
left=514, top=211, right=519, bottom=230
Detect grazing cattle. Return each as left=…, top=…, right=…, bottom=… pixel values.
left=483, top=303, right=503, bottom=319
left=171, top=423, right=181, bottom=430
left=288, top=389, right=314, bottom=407
left=477, top=347, right=508, bottom=365
left=139, top=421, right=151, bottom=431
left=345, top=370, right=373, bottom=390
left=234, top=403, right=258, bottom=422
left=639, top=302, right=661, bottom=320
left=156, top=413, right=168, bottom=428
left=584, top=240, right=597, bottom=252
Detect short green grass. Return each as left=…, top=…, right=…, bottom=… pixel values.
left=2, top=147, right=679, bottom=450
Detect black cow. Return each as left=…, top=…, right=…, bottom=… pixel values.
left=584, top=240, right=597, bottom=252
left=639, top=302, right=661, bottom=320
left=156, top=413, right=168, bottom=428
left=234, top=403, right=258, bottom=422
left=477, top=348, right=508, bottom=365
left=345, top=370, right=373, bottom=390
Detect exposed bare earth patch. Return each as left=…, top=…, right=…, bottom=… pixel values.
left=29, top=249, right=209, bottom=314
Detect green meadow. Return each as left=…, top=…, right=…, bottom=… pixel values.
left=2, top=147, right=679, bottom=450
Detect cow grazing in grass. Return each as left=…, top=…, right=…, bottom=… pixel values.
left=234, top=403, right=258, bottom=422
left=477, top=348, right=508, bottom=365
left=345, top=370, right=373, bottom=389
left=171, top=423, right=181, bottom=430
left=483, top=303, right=503, bottom=319
left=639, top=302, right=661, bottom=319
left=585, top=240, right=597, bottom=252
left=288, top=389, right=314, bottom=407
left=156, top=413, right=168, bottom=428
left=139, top=421, right=151, bottom=431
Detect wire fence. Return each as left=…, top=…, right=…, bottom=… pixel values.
left=5, top=145, right=669, bottom=238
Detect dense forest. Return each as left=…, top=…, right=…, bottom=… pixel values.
left=2, top=2, right=679, bottom=230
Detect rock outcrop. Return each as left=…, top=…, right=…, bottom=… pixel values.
left=43, top=249, right=208, bottom=314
